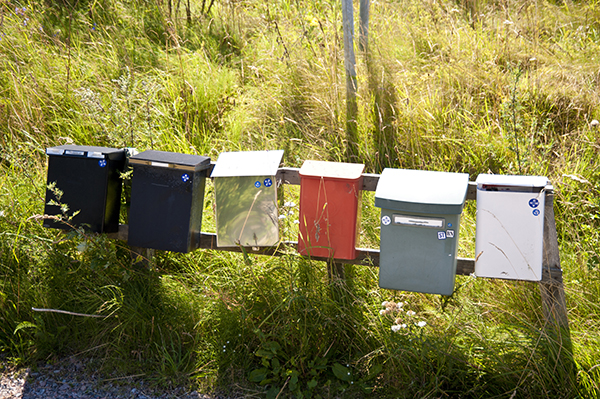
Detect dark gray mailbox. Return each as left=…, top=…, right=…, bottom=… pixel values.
left=128, top=150, right=211, bottom=253
left=375, top=168, right=469, bottom=296
left=44, top=144, right=125, bottom=233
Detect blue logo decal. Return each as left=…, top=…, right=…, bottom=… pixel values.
left=447, top=222, right=452, bottom=228
left=98, top=160, right=107, bottom=167
left=533, top=209, right=540, bottom=216
left=437, top=231, right=447, bottom=240
left=264, top=178, right=273, bottom=187
left=529, top=198, right=539, bottom=208
left=254, top=181, right=261, bottom=188
left=181, top=173, right=190, bottom=182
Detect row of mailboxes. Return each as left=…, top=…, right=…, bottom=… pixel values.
left=43, top=145, right=549, bottom=296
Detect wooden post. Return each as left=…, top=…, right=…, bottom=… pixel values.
left=359, top=0, right=370, bottom=53
left=539, top=191, right=569, bottom=330
left=538, top=191, right=575, bottom=382
left=341, top=0, right=359, bottom=161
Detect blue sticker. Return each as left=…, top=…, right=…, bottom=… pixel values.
left=181, top=173, right=190, bottom=182
left=254, top=181, right=261, bottom=188
left=529, top=198, right=539, bottom=208
left=264, top=178, right=273, bottom=187
left=447, top=222, right=452, bottom=228
left=98, top=160, right=107, bottom=168
left=437, top=231, right=446, bottom=240
left=533, top=209, right=540, bottom=216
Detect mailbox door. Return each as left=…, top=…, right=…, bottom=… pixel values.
left=378, top=210, right=460, bottom=296
left=298, top=176, right=362, bottom=259
left=44, top=155, right=122, bottom=233
left=128, top=166, right=206, bottom=252
left=475, top=189, right=545, bottom=280
left=215, top=176, right=279, bottom=247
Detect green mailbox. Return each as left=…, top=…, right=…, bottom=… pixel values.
left=375, top=168, right=469, bottom=296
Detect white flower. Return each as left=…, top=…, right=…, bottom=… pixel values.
left=406, top=310, right=416, bottom=317
left=401, top=324, right=407, bottom=328
left=396, top=302, right=404, bottom=310
left=293, top=220, right=299, bottom=224
left=278, top=214, right=287, bottom=220
left=283, top=201, right=296, bottom=207
left=381, top=301, right=389, bottom=307
left=416, top=321, right=427, bottom=328
left=391, top=325, right=401, bottom=332
left=0, top=210, right=4, bottom=217
left=379, top=309, right=386, bottom=315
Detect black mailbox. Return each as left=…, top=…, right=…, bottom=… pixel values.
left=127, top=150, right=211, bottom=253
left=44, top=145, right=125, bottom=233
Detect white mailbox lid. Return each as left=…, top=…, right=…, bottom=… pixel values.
left=211, top=150, right=284, bottom=178
left=476, top=174, right=548, bottom=192
left=299, top=160, right=365, bottom=180
left=375, top=168, right=469, bottom=215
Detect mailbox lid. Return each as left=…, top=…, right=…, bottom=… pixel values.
left=211, top=150, right=284, bottom=178
left=476, top=174, right=548, bottom=193
left=375, top=168, right=469, bottom=215
left=129, top=150, right=210, bottom=171
left=46, top=144, right=125, bottom=161
left=299, top=160, right=365, bottom=181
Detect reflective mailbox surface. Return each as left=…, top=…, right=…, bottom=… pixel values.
left=211, top=150, right=284, bottom=247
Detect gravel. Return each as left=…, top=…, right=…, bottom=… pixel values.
left=0, top=357, right=223, bottom=399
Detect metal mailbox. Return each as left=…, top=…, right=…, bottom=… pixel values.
left=297, top=160, right=365, bottom=259
left=128, top=150, right=211, bottom=253
left=210, top=150, right=284, bottom=247
left=475, top=174, right=549, bottom=281
left=375, top=168, right=469, bottom=295
left=44, top=144, right=125, bottom=233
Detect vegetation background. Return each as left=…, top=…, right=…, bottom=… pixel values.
left=1, top=0, right=599, bottom=397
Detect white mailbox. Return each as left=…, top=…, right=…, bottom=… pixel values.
left=475, top=174, right=549, bottom=281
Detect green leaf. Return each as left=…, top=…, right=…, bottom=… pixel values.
left=272, top=357, right=281, bottom=372
left=266, top=387, right=280, bottom=399
left=307, top=379, right=318, bottom=389
left=256, top=348, right=275, bottom=359
left=14, top=321, right=38, bottom=335
left=332, top=363, right=352, bottom=382
left=264, top=340, right=281, bottom=353
left=248, top=368, right=269, bottom=383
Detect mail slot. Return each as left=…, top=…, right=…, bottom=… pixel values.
left=210, top=150, right=284, bottom=247
left=128, top=150, right=211, bottom=253
left=475, top=174, right=548, bottom=281
left=375, top=168, right=469, bottom=295
left=297, top=160, right=365, bottom=259
left=43, top=144, right=125, bottom=233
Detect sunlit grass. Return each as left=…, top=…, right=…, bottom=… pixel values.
left=1, top=0, right=600, bottom=397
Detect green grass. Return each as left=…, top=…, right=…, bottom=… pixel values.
left=2, top=0, right=600, bottom=397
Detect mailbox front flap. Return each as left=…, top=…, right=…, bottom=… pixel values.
left=211, top=150, right=284, bottom=178
left=129, top=150, right=211, bottom=171
left=476, top=174, right=548, bottom=193
left=299, top=160, right=365, bottom=181
left=46, top=145, right=125, bottom=161
left=375, top=168, right=469, bottom=215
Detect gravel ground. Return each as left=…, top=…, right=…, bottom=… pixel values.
left=0, top=357, right=226, bottom=399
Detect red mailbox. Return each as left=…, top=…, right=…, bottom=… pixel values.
left=297, top=160, right=365, bottom=260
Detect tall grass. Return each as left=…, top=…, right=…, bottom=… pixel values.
left=1, top=0, right=600, bottom=397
